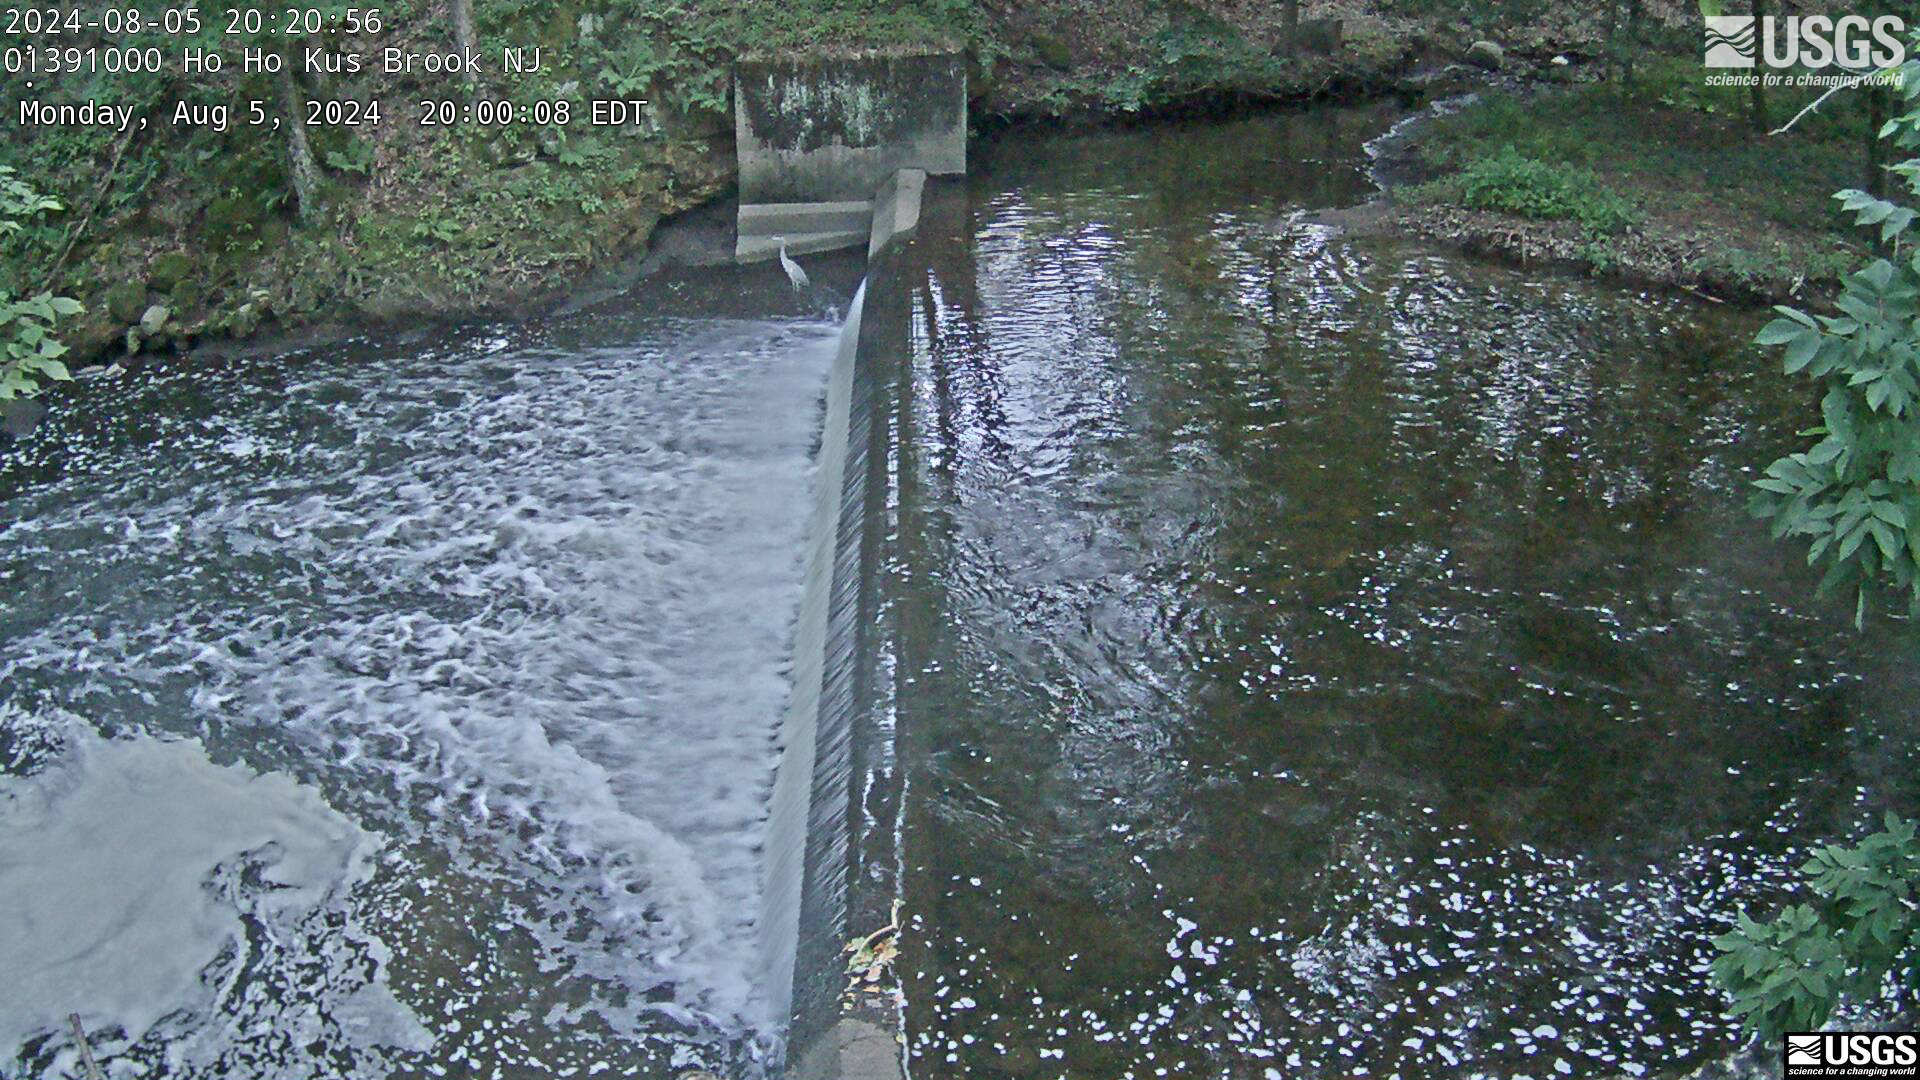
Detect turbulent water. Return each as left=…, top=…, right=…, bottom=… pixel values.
left=0, top=306, right=842, bottom=1077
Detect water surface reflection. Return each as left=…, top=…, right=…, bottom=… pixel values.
left=889, top=106, right=1918, bottom=1079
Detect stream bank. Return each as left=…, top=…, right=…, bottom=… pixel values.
left=3, top=0, right=1688, bottom=378
left=1361, top=63, right=1879, bottom=305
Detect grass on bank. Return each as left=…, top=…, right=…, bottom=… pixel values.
left=1401, top=57, right=1871, bottom=297
left=1426, top=146, right=1640, bottom=236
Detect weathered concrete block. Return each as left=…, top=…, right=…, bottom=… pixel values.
left=789, top=1019, right=903, bottom=1080
left=735, top=52, right=966, bottom=205
left=868, top=170, right=925, bottom=259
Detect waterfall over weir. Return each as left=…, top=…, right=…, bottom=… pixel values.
left=0, top=308, right=852, bottom=1078
left=759, top=279, right=865, bottom=1036
left=735, top=55, right=960, bottom=1057
left=761, top=169, right=925, bottom=1080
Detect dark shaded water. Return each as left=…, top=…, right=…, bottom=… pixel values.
left=879, top=105, right=1920, bottom=1078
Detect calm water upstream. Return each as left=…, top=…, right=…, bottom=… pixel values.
left=2, top=101, right=1917, bottom=1080
left=882, top=105, right=1920, bottom=1078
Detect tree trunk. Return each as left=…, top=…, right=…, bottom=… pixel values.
left=1281, top=0, right=1299, bottom=45
left=1604, top=0, right=1623, bottom=82
left=277, top=62, right=322, bottom=224
left=452, top=0, right=476, bottom=90
left=1867, top=85, right=1888, bottom=197
left=1747, top=0, right=1769, bottom=132
left=1621, top=0, right=1642, bottom=85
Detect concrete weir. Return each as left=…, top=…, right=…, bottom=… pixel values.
left=759, top=180, right=920, bottom=1080
left=748, top=49, right=961, bottom=1080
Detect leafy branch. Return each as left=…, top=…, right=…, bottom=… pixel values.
left=1748, top=56, right=1920, bottom=624
left=0, top=166, right=82, bottom=401
left=1713, top=815, right=1920, bottom=1038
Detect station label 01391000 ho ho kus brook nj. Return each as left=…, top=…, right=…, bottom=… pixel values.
left=5, top=7, right=649, bottom=134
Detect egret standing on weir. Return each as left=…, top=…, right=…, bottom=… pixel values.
left=774, top=236, right=810, bottom=292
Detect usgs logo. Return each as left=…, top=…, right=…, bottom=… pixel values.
left=1784, top=1031, right=1920, bottom=1077
left=1704, top=14, right=1907, bottom=69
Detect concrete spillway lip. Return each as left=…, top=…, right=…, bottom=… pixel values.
left=746, top=169, right=923, bottom=1080
left=787, top=1018, right=901, bottom=1080
left=738, top=202, right=876, bottom=263
left=675, top=1020, right=897, bottom=1080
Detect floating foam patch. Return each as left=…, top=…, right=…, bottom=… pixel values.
left=0, top=731, right=411, bottom=1059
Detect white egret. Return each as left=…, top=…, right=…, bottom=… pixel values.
left=774, top=236, right=810, bottom=292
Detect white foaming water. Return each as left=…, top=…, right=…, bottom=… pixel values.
left=0, top=315, right=843, bottom=1075
left=0, top=725, right=407, bottom=1059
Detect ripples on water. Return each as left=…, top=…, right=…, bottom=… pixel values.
left=889, top=108, right=1920, bottom=1078
left=0, top=313, right=840, bottom=1077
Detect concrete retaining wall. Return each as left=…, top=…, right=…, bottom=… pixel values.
left=736, top=52, right=965, bottom=204
left=735, top=52, right=963, bottom=263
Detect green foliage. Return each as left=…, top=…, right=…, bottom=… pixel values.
left=1717, top=48, right=1920, bottom=1050
left=1691, top=243, right=1858, bottom=292
left=1449, top=147, right=1640, bottom=236
left=1577, top=237, right=1620, bottom=274
left=1021, top=2, right=1292, bottom=116
left=1748, top=57, right=1920, bottom=620
left=597, top=37, right=671, bottom=96
left=0, top=293, right=82, bottom=401
left=1146, top=8, right=1287, bottom=98
left=324, top=139, right=378, bottom=178
left=0, top=168, right=62, bottom=238
left=409, top=214, right=463, bottom=245
left=1713, top=815, right=1920, bottom=1038
left=0, top=167, right=80, bottom=400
